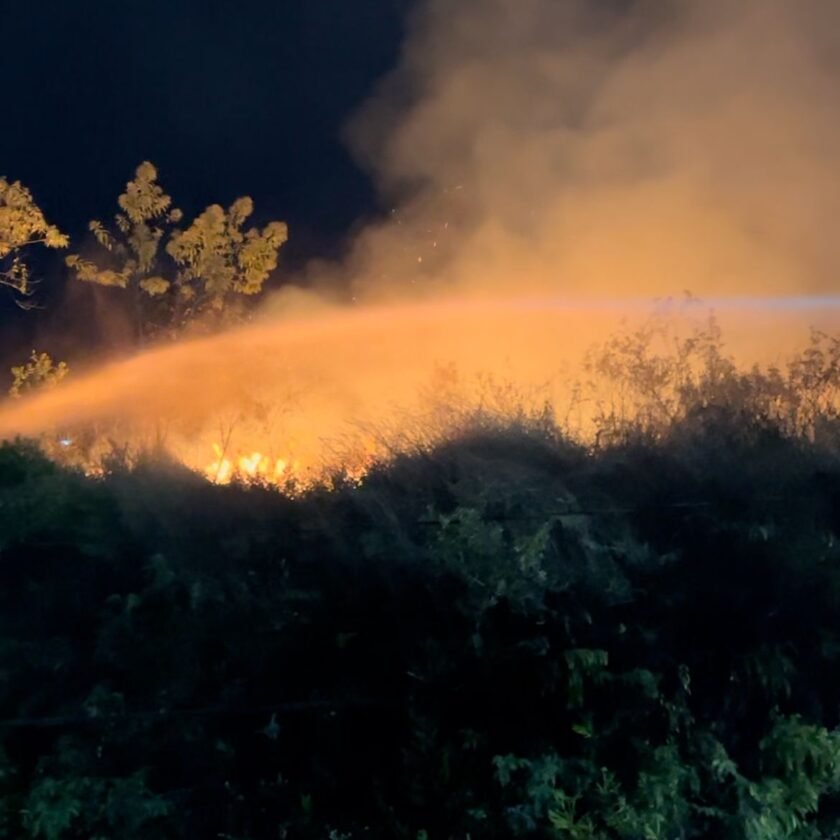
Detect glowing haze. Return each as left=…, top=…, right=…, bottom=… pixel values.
left=0, top=0, right=838, bottom=482
left=340, top=0, right=840, bottom=299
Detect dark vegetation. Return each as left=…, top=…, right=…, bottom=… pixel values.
left=3, top=323, right=840, bottom=838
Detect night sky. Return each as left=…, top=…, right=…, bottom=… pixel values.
left=1, top=0, right=411, bottom=268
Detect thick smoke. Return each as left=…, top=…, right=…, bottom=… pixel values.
left=335, top=0, right=840, bottom=300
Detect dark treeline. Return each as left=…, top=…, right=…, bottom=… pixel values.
left=3, top=366, right=840, bottom=838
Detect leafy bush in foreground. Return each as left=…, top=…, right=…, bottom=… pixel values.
left=3, top=387, right=840, bottom=837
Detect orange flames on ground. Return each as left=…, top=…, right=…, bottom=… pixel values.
left=202, top=425, right=386, bottom=487
left=206, top=445, right=292, bottom=485
left=203, top=447, right=376, bottom=487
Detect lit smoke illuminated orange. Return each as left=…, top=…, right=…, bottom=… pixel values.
left=0, top=295, right=835, bottom=488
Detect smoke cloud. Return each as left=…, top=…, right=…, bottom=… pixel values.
left=329, top=0, right=840, bottom=301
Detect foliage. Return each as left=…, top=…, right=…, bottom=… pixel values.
left=4, top=328, right=840, bottom=836
left=23, top=764, right=170, bottom=840
left=66, top=162, right=288, bottom=342
left=0, top=178, right=68, bottom=306
left=166, top=197, right=288, bottom=300
left=584, top=305, right=840, bottom=448
left=9, top=351, right=69, bottom=398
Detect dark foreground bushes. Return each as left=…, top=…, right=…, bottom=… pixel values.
left=3, top=407, right=840, bottom=838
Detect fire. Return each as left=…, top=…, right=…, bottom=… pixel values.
left=203, top=434, right=380, bottom=488
left=206, top=443, right=294, bottom=485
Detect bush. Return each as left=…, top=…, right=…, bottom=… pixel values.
left=4, top=317, right=840, bottom=836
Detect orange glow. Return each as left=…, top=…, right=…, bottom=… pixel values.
left=0, top=295, right=835, bottom=489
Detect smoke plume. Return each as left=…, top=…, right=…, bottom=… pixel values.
left=332, top=0, right=840, bottom=301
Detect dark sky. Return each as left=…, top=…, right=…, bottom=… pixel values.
left=0, top=0, right=411, bottom=266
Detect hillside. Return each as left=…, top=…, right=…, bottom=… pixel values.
left=2, top=399, right=840, bottom=837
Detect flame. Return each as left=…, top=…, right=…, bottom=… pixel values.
left=203, top=433, right=380, bottom=487
left=205, top=442, right=296, bottom=485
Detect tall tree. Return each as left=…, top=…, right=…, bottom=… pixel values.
left=67, top=162, right=288, bottom=342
